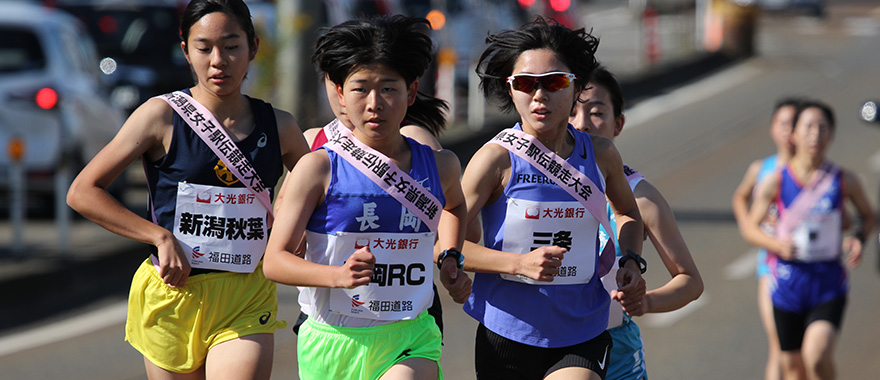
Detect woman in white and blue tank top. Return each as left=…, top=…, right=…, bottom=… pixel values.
left=263, top=15, right=471, bottom=380
left=460, top=18, right=646, bottom=380
left=740, top=100, right=875, bottom=380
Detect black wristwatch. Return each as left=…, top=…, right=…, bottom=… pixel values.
left=619, top=249, right=647, bottom=274
left=437, top=249, right=464, bottom=270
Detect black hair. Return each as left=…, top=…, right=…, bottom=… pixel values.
left=180, top=0, right=257, bottom=53
left=773, top=97, right=802, bottom=115
left=585, top=66, right=624, bottom=117
left=312, top=15, right=447, bottom=136
left=476, top=16, right=600, bottom=113
left=792, top=99, right=836, bottom=131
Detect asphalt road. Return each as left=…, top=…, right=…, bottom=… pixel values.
left=2, top=2, right=880, bottom=379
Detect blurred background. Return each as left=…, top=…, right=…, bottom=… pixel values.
left=2, top=0, right=880, bottom=379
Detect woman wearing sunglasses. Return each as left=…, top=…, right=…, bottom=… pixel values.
left=459, top=17, right=646, bottom=380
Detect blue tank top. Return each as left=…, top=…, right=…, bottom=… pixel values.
left=755, top=154, right=780, bottom=275
left=144, top=90, right=283, bottom=263
left=464, top=124, right=610, bottom=348
left=775, top=164, right=843, bottom=262
left=306, top=137, right=444, bottom=234
left=757, top=154, right=778, bottom=183
left=770, top=165, right=847, bottom=312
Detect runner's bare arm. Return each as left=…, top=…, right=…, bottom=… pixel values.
left=264, top=150, right=373, bottom=288
left=459, top=144, right=566, bottom=281
left=271, top=109, right=309, bottom=217
left=841, top=169, right=876, bottom=268
left=732, top=159, right=763, bottom=233
left=434, top=149, right=472, bottom=303
left=273, top=108, right=310, bottom=171
left=67, top=98, right=191, bottom=287
left=593, top=135, right=645, bottom=313
left=594, top=136, right=642, bottom=260
left=634, top=180, right=703, bottom=314
left=743, top=172, right=791, bottom=257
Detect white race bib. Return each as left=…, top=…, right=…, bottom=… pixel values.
left=792, top=212, right=841, bottom=262
left=325, top=231, right=435, bottom=321
left=173, top=182, right=268, bottom=272
left=500, top=198, right=598, bottom=285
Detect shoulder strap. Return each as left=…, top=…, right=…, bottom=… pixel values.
left=776, top=162, right=840, bottom=239
left=322, top=119, right=441, bottom=232
left=155, top=91, right=274, bottom=227
left=487, top=127, right=616, bottom=277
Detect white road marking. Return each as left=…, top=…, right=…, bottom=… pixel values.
left=0, top=302, right=127, bottom=357
left=844, top=17, right=880, bottom=37
left=625, top=64, right=761, bottom=129
left=725, top=249, right=759, bottom=280
left=643, top=295, right=709, bottom=328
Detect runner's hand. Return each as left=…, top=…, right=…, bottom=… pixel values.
left=774, top=238, right=797, bottom=261
left=515, top=246, right=566, bottom=281
left=156, top=238, right=191, bottom=288
left=612, top=265, right=646, bottom=317
left=439, top=260, right=472, bottom=303
left=337, top=247, right=375, bottom=288
left=842, top=235, right=863, bottom=269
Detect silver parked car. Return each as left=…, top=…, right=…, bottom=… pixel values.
left=0, top=1, right=126, bottom=213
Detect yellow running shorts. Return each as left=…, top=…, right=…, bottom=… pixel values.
left=125, top=258, right=286, bottom=373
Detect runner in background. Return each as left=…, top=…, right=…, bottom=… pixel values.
left=66, top=0, right=310, bottom=378
left=263, top=15, right=471, bottom=379
left=732, top=97, right=800, bottom=380
left=569, top=67, right=703, bottom=380
left=741, top=99, right=875, bottom=380
left=460, top=17, right=645, bottom=380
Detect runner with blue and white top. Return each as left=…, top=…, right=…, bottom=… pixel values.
left=263, top=15, right=471, bottom=380
left=741, top=100, right=875, bottom=380
left=461, top=20, right=645, bottom=380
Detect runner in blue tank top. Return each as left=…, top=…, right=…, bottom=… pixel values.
left=569, top=67, right=703, bottom=380
left=264, top=15, right=471, bottom=380
left=67, top=0, right=310, bottom=378
left=741, top=99, right=875, bottom=380
left=288, top=46, right=452, bottom=338
left=460, top=18, right=645, bottom=380
left=732, top=98, right=798, bottom=380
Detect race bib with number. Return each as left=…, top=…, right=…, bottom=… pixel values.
left=323, top=231, right=435, bottom=321
left=173, top=182, right=268, bottom=273
left=500, top=198, right=598, bottom=285
left=792, top=212, right=841, bottom=262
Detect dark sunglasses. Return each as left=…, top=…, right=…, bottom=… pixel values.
left=506, top=72, right=577, bottom=93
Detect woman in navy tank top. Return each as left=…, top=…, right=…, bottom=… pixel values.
left=67, top=0, right=310, bottom=378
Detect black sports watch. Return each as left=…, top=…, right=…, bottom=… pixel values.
left=437, top=249, right=464, bottom=270
left=619, top=249, right=647, bottom=274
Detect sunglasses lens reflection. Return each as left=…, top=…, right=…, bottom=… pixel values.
left=510, top=73, right=573, bottom=93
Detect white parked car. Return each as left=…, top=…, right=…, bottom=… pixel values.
left=0, top=1, right=126, bottom=213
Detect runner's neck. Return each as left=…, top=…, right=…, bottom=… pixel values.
left=524, top=124, right=574, bottom=158
left=352, top=131, right=412, bottom=172
left=189, top=86, right=253, bottom=141
left=790, top=157, right=826, bottom=184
